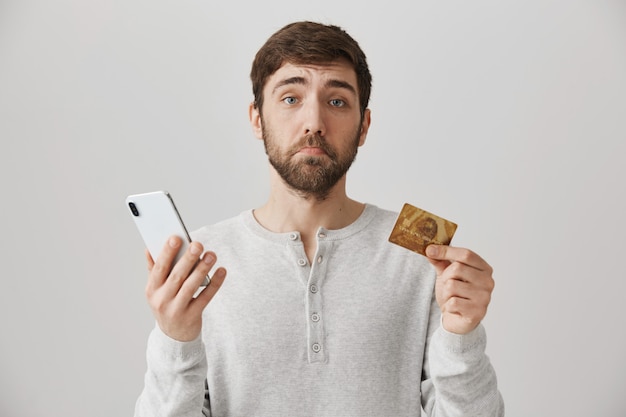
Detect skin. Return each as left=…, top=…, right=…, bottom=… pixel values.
left=145, top=238, right=226, bottom=342
left=257, top=62, right=365, bottom=202
left=249, top=60, right=370, bottom=262
left=144, top=59, right=495, bottom=341
left=426, top=244, right=495, bottom=335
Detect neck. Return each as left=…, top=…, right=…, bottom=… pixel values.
left=253, top=171, right=365, bottom=261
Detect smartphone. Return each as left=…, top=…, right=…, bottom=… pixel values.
left=126, top=191, right=209, bottom=286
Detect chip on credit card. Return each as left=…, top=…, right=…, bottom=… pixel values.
left=388, top=203, right=458, bottom=256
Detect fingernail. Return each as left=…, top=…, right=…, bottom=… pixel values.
left=190, top=244, right=201, bottom=255
left=203, top=253, right=215, bottom=264
left=426, top=245, right=438, bottom=257
left=168, top=237, right=179, bottom=247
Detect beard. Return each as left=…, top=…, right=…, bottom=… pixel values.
left=261, top=119, right=362, bottom=201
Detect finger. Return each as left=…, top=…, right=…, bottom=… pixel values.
left=426, top=245, right=492, bottom=272
left=437, top=262, right=494, bottom=305
left=440, top=277, right=471, bottom=302
left=440, top=261, right=490, bottom=286
left=190, top=267, right=226, bottom=314
left=426, top=257, right=450, bottom=277
left=148, top=236, right=183, bottom=290
left=175, top=251, right=218, bottom=301
left=162, top=241, right=205, bottom=296
left=145, top=249, right=155, bottom=271
left=442, top=295, right=472, bottom=315
left=442, top=297, right=485, bottom=323
left=441, top=297, right=487, bottom=330
left=439, top=275, right=492, bottom=306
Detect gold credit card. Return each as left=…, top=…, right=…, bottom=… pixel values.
left=388, top=203, right=458, bottom=256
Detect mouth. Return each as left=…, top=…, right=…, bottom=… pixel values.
left=296, top=146, right=328, bottom=156
left=289, top=134, right=336, bottom=160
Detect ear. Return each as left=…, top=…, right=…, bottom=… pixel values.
left=249, top=102, right=263, bottom=140
left=358, top=108, right=371, bottom=147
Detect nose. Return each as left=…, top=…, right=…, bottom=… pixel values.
left=302, top=100, right=326, bottom=137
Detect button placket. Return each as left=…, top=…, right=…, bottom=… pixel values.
left=286, top=232, right=310, bottom=290
left=307, top=284, right=325, bottom=363
left=306, top=230, right=332, bottom=364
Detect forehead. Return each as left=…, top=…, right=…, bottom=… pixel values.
left=266, top=59, right=358, bottom=93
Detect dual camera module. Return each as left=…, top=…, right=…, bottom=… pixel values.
left=128, top=202, right=140, bottom=217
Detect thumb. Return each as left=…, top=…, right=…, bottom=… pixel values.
left=425, top=245, right=449, bottom=275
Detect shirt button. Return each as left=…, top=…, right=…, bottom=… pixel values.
left=289, top=233, right=298, bottom=241
left=311, top=343, right=321, bottom=353
left=318, top=232, right=326, bottom=238
left=297, top=258, right=307, bottom=266
left=310, top=284, right=318, bottom=293
left=311, top=313, right=320, bottom=322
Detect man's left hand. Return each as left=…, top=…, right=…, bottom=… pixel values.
left=425, top=245, right=495, bottom=335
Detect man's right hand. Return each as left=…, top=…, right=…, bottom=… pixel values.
left=144, top=235, right=226, bottom=342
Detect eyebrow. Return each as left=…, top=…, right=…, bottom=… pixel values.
left=272, top=76, right=306, bottom=94
left=325, top=79, right=357, bottom=96
left=272, top=76, right=357, bottom=96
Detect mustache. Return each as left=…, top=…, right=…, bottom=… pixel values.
left=291, top=134, right=337, bottom=158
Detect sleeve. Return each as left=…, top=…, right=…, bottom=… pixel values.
left=420, top=298, right=505, bottom=417
left=134, top=325, right=212, bottom=417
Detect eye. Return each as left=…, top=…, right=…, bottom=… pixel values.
left=329, top=99, right=345, bottom=107
left=282, top=97, right=298, bottom=105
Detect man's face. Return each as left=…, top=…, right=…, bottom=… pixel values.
left=250, top=60, right=371, bottom=200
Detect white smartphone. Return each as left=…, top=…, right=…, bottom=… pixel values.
left=126, top=191, right=209, bottom=286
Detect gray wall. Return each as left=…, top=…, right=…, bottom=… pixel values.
left=1, top=1, right=625, bottom=416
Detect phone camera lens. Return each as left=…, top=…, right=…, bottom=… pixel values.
left=129, top=202, right=139, bottom=217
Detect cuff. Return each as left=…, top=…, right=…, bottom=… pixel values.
left=147, top=324, right=206, bottom=363
left=434, top=321, right=487, bottom=355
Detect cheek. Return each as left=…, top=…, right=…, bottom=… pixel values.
left=336, top=118, right=364, bottom=141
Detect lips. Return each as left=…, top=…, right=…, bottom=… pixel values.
left=298, top=146, right=327, bottom=156
left=292, top=135, right=336, bottom=159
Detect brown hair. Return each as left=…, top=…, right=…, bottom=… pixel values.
left=250, top=21, right=372, bottom=116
